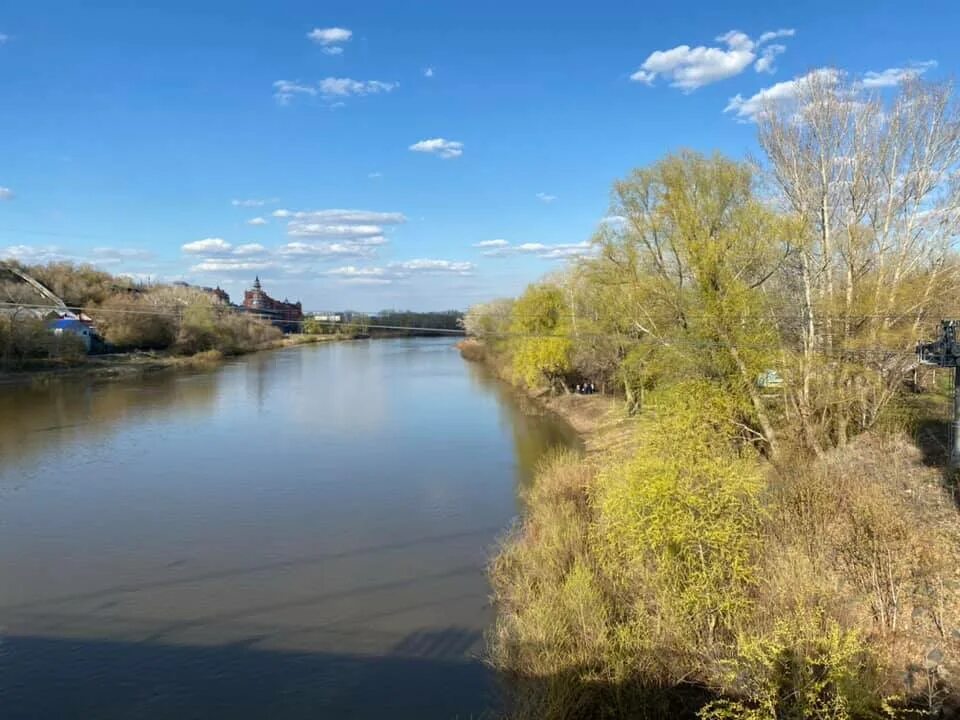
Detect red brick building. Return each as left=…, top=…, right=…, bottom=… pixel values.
left=242, top=276, right=303, bottom=332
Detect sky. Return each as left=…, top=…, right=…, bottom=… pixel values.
left=1, top=0, right=959, bottom=312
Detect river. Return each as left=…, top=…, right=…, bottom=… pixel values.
left=0, top=338, right=578, bottom=719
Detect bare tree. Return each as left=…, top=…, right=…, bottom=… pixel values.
left=757, top=74, right=960, bottom=448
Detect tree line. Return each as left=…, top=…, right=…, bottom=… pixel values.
left=467, top=75, right=960, bottom=459
left=474, top=76, right=960, bottom=718
left=0, top=261, right=282, bottom=367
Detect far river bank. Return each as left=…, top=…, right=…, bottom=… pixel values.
left=0, top=333, right=342, bottom=387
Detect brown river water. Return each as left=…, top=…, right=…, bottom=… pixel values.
left=0, top=337, right=579, bottom=719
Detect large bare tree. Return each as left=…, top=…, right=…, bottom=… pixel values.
left=757, top=74, right=960, bottom=448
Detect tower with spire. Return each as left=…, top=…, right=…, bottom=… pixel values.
left=241, top=275, right=303, bottom=331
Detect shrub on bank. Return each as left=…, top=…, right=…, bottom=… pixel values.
left=0, top=315, right=87, bottom=368
left=90, top=294, right=177, bottom=350
left=489, top=381, right=960, bottom=718
left=174, top=304, right=282, bottom=356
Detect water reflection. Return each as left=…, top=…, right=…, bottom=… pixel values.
left=0, top=370, right=220, bottom=476
left=0, top=338, right=575, bottom=719
left=465, top=360, right=582, bottom=494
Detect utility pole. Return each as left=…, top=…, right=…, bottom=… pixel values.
left=918, top=320, right=960, bottom=470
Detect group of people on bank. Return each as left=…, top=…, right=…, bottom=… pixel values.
left=574, top=382, right=596, bottom=395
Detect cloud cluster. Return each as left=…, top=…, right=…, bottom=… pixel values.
left=631, top=28, right=795, bottom=91
left=474, top=239, right=594, bottom=260
left=861, top=61, right=938, bottom=88
left=181, top=238, right=275, bottom=272
left=409, top=138, right=464, bottom=159
left=231, top=198, right=275, bottom=208
left=724, top=68, right=841, bottom=121
left=474, top=239, right=509, bottom=249
left=266, top=207, right=406, bottom=260
left=182, top=237, right=233, bottom=255
left=1, top=244, right=153, bottom=268
left=319, top=78, right=398, bottom=96
left=724, top=62, right=937, bottom=122
left=0, top=187, right=14, bottom=201
left=326, top=259, right=474, bottom=285
left=273, top=80, right=317, bottom=105
left=536, top=192, right=557, bottom=203
left=247, top=217, right=268, bottom=226
left=91, top=247, right=154, bottom=263
left=274, top=77, right=398, bottom=105
left=307, top=27, right=352, bottom=55
left=2, top=245, right=71, bottom=263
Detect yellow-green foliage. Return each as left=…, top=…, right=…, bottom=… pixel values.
left=509, top=284, right=572, bottom=390
left=700, top=613, right=875, bottom=720
left=596, top=381, right=764, bottom=647
left=176, top=305, right=281, bottom=356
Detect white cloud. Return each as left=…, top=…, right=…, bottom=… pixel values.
left=231, top=198, right=275, bottom=207
left=182, top=237, right=233, bottom=255
left=757, top=29, right=795, bottom=44
left=273, top=80, right=318, bottom=105
left=368, top=172, right=383, bottom=179
left=272, top=208, right=406, bottom=224
left=2, top=244, right=156, bottom=267
left=724, top=68, right=841, bottom=122
left=247, top=217, right=268, bottom=226
left=600, top=215, right=628, bottom=226
left=325, top=266, right=391, bottom=284
left=0, top=187, right=14, bottom=201
left=755, top=44, right=786, bottom=74
left=480, top=240, right=595, bottom=260
left=325, top=259, right=474, bottom=285
left=275, top=78, right=398, bottom=105
left=1, top=245, right=71, bottom=263
left=91, top=247, right=153, bottom=261
left=233, top=243, right=266, bottom=256
left=394, top=259, right=473, bottom=274
left=319, top=77, right=398, bottom=97
left=278, top=241, right=379, bottom=260
left=424, top=67, right=434, bottom=78
left=409, top=138, right=464, bottom=159
left=274, top=208, right=402, bottom=251
left=725, top=62, right=937, bottom=123
left=0, top=34, right=8, bottom=46
left=536, top=192, right=557, bottom=203
left=861, top=61, right=937, bottom=88
left=191, top=258, right=274, bottom=273
left=307, top=27, right=352, bottom=51
left=474, top=239, right=509, bottom=248
left=631, top=28, right=795, bottom=91
left=287, top=223, right=386, bottom=240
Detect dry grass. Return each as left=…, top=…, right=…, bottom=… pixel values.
left=489, top=399, right=960, bottom=718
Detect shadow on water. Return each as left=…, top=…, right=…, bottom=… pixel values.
left=0, top=630, right=497, bottom=720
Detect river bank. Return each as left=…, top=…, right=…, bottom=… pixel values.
left=0, top=333, right=341, bottom=387
left=457, top=338, right=631, bottom=455
left=460, top=337, right=960, bottom=719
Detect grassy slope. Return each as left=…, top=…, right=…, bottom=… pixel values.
left=464, top=341, right=960, bottom=719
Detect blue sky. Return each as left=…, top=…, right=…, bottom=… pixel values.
left=1, top=0, right=958, bottom=311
